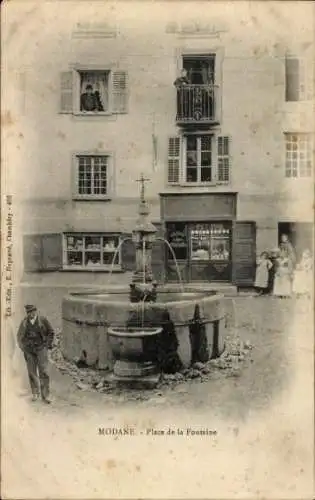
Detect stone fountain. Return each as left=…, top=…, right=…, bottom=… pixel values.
left=61, top=175, right=228, bottom=388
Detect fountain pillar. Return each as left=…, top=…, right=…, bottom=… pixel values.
left=129, top=174, right=158, bottom=303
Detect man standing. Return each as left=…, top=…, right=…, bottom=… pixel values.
left=17, top=305, right=55, bottom=404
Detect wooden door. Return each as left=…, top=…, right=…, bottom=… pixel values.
left=232, top=222, right=256, bottom=286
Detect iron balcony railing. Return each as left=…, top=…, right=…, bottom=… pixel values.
left=175, top=84, right=219, bottom=124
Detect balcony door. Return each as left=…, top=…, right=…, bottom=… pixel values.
left=182, top=55, right=216, bottom=85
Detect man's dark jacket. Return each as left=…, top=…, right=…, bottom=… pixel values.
left=17, top=316, right=54, bottom=352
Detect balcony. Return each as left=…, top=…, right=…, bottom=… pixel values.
left=176, top=84, right=219, bottom=127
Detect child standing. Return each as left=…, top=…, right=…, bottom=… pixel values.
left=254, top=251, right=273, bottom=295
left=292, top=249, right=313, bottom=298
left=273, top=249, right=293, bottom=298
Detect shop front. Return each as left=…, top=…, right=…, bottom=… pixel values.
left=160, top=193, right=256, bottom=286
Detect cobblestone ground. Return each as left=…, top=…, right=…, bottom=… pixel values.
left=8, top=286, right=312, bottom=416
left=3, top=286, right=314, bottom=499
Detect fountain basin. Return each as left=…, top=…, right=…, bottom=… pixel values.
left=61, top=286, right=229, bottom=376
left=108, top=326, right=162, bottom=385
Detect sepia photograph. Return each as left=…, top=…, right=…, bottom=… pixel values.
left=1, top=1, right=314, bottom=498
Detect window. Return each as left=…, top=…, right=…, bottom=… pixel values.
left=79, top=71, right=109, bottom=112
left=285, top=57, right=312, bottom=102
left=185, top=135, right=212, bottom=182
left=63, top=234, right=121, bottom=270
left=166, top=222, right=188, bottom=260
left=77, top=155, right=108, bottom=197
left=167, top=135, right=230, bottom=185
left=182, top=55, right=215, bottom=85
left=190, top=223, right=231, bottom=261
left=60, top=69, right=128, bottom=115
left=285, top=134, right=313, bottom=178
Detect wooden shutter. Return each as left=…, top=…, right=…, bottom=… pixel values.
left=232, top=222, right=256, bottom=286
left=151, top=223, right=165, bottom=283
left=217, top=136, right=230, bottom=182
left=60, top=71, right=73, bottom=113
left=285, top=58, right=299, bottom=102
left=168, top=137, right=180, bottom=184
left=41, top=234, right=63, bottom=271
left=112, top=71, right=128, bottom=113
left=121, top=235, right=136, bottom=271
left=23, top=235, right=43, bottom=272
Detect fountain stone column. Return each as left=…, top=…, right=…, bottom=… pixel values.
left=129, top=174, right=158, bottom=303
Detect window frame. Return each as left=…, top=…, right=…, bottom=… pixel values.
left=62, top=233, right=122, bottom=271
left=71, top=64, right=115, bottom=116
left=72, top=150, right=114, bottom=200
left=284, top=133, right=313, bottom=178
left=183, top=133, right=214, bottom=184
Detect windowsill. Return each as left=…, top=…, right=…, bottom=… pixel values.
left=72, top=196, right=112, bottom=201
left=168, top=181, right=230, bottom=187
left=73, top=111, right=113, bottom=116
left=62, top=265, right=123, bottom=272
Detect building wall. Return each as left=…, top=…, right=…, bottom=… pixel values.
left=4, top=2, right=314, bottom=277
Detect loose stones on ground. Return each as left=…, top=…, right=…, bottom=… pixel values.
left=50, top=329, right=253, bottom=399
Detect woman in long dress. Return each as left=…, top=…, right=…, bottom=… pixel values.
left=254, top=252, right=273, bottom=295
left=273, top=250, right=293, bottom=298
left=292, top=249, right=313, bottom=297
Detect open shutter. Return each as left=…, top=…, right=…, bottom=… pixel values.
left=168, top=137, right=180, bottom=184
left=151, top=223, right=165, bottom=283
left=60, top=71, right=73, bottom=113
left=232, top=222, right=256, bottom=286
left=121, top=235, right=136, bottom=271
left=112, top=71, right=128, bottom=113
left=41, top=234, right=63, bottom=271
left=285, top=58, right=299, bottom=102
left=23, top=235, right=43, bottom=272
left=217, top=136, right=230, bottom=182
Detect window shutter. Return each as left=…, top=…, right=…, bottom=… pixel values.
left=285, top=58, right=300, bottom=102
left=121, top=235, right=136, bottom=271
left=217, top=136, right=230, bottom=182
left=151, top=223, right=165, bottom=283
left=168, top=137, right=180, bottom=184
left=232, top=222, right=256, bottom=286
left=41, top=234, right=63, bottom=270
left=60, top=71, right=73, bottom=113
left=23, top=235, right=43, bottom=272
left=112, top=71, right=128, bottom=113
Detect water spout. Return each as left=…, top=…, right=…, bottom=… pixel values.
left=107, top=237, right=132, bottom=287
left=156, top=237, right=185, bottom=293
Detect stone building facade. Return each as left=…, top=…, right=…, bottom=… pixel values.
left=7, top=2, right=314, bottom=286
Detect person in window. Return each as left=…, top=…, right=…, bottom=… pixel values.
left=80, top=84, right=103, bottom=112
left=94, top=82, right=104, bottom=112
left=174, top=69, right=190, bottom=120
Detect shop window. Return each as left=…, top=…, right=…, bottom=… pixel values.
left=190, top=223, right=231, bottom=261
left=166, top=222, right=188, bottom=260
left=60, top=69, right=128, bottom=114
left=63, top=234, right=121, bottom=270
left=285, top=133, right=313, bottom=178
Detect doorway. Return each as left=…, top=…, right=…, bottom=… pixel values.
left=278, top=222, right=313, bottom=260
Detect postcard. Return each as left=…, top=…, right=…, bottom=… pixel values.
left=2, top=1, right=314, bottom=498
